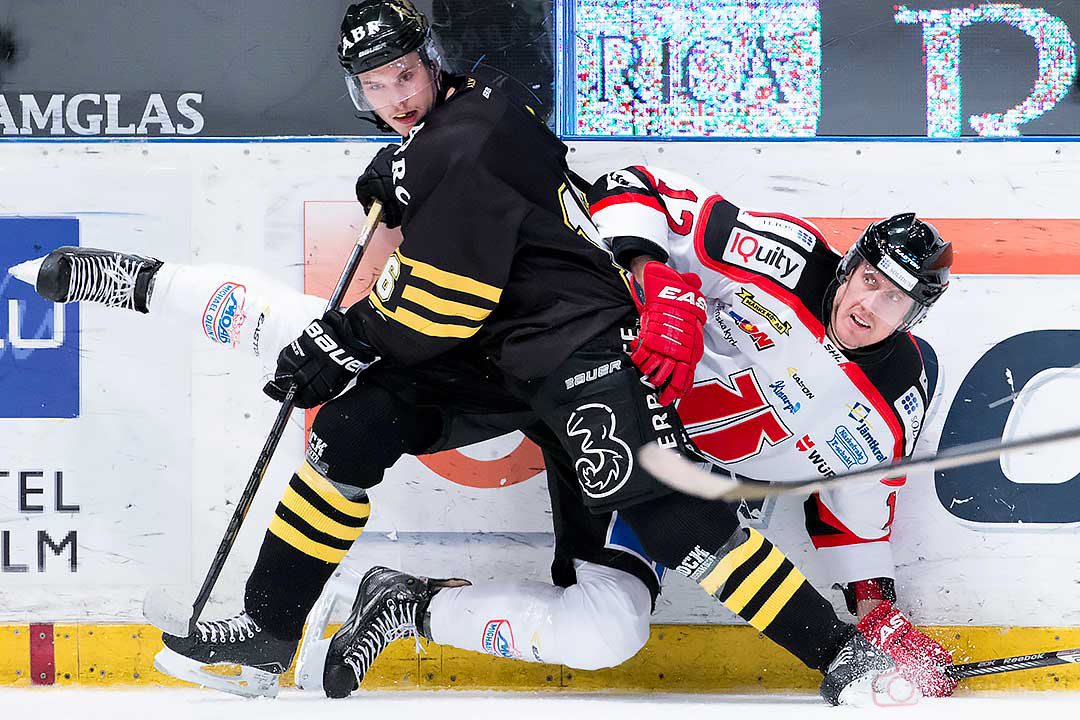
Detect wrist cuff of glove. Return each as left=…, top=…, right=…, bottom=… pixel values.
left=839, top=577, right=897, bottom=616
left=610, top=236, right=668, bottom=270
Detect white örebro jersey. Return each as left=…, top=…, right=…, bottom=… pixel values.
left=588, top=166, right=930, bottom=584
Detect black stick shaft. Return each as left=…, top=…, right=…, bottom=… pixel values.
left=947, top=648, right=1080, bottom=679
left=186, top=201, right=384, bottom=633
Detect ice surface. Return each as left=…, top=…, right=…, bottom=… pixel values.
left=1, top=688, right=1078, bottom=720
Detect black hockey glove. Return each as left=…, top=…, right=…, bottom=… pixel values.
left=355, top=144, right=403, bottom=229
left=263, top=310, right=380, bottom=409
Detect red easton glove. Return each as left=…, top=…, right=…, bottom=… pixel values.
left=631, top=261, right=707, bottom=406
left=857, top=599, right=957, bottom=697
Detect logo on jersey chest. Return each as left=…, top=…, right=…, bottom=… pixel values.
left=725, top=309, right=774, bottom=350
left=847, top=402, right=887, bottom=463
left=713, top=308, right=740, bottom=347
left=737, top=288, right=791, bottom=335
left=787, top=368, right=814, bottom=399
left=827, top=426, right=869, bottom=469
left=723, top=229, right=806, bottom=289
left=768, top=380, right=801, bottom=414
left=795, top=434, right=836, bottom=477
left=677, top=369, right=793, bottom=464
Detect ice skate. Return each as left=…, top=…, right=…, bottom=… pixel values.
left=9, top=246, right=162, bottom=313
left=153, top=610, right=295, bottom=699
left=819, top=631, right=913, bottom=706
left=322, top=566, right=469, bottom=699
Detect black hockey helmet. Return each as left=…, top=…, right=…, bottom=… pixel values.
left=339, top=0, right=431, bottom=75
left=338, top=0, right=447, bottom=116
left=836, top=213, right=952, bottom=330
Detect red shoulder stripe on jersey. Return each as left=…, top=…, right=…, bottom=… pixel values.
left=806, top=493, right=892, bottom=548
left=589, top=192, right=665, bottom=216
left=693, top=195, right=905, bottom=462
left=632, top=165, right=658, bottom=186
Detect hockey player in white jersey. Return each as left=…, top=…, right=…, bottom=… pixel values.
left=584, top=164, right=955, bottom=696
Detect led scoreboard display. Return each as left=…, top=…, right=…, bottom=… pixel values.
left=561, top=0, right=1080, bottom=137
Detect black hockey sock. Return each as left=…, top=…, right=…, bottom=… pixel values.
left=244, top=461, right=370, bottom=641
left=697, top=527, right=854, bottom=672
left=619, top=492, right=852, bottom=672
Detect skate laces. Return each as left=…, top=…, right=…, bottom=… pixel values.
left=67, top=253, right=142, bottom=309
left=195, top=612, right=262, bottom=644
left=343, top=599, right=418, bottom=683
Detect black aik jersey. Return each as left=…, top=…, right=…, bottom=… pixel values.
left=347, top=74, right=633, bottom=380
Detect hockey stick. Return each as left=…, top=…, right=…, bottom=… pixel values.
left=144, top=201, right=384, bottom=637
left=637, top=422, right=1080, bottom=502
left=947, top=647, right=1080, bottom=679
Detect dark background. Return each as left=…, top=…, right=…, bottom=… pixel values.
left=1, top=0, right=1077, bottom=137
left=0, top=0, right=554, bottom=136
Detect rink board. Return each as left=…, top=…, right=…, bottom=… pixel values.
left=1, top=621, right=1078, bottom=692
left=1, top=139, right=1079, bottom=690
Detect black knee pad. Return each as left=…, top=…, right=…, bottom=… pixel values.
left=306, top=380, right=442, bottom=490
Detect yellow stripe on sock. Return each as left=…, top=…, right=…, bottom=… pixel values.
left=267, top=515, right=349, bottom=564
left=722, top=545, right=786, bottom=615
left=280, top=484, right=367, bottom=542
left=296, top=462, right=371, bottom=518
left=698, top=529, right=766, bottom=595
left=746, top=567, right=807, bottom=631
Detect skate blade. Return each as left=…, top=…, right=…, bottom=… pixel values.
left=295, top=567, right=364, bottom=691
left=154, top=647, right=280, bottom=699
left=7, top=256, right=44, bottom=287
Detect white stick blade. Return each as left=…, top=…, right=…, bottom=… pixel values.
left=143, top=587, right=193, bottom=637
left=637, top=444, right=739, bottom=500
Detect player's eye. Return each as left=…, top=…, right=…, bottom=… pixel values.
left=399, top=70, right=414, bottom=84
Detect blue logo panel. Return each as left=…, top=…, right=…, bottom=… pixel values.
left=0, top=218, right=80, bottom=418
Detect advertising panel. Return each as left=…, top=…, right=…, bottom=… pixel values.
left=563, top=0, right=1080, bottom=137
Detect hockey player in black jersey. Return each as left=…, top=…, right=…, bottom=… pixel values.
left=9, top=1, right=923, bottom=706
left=263, top=1, right=909, bottom=704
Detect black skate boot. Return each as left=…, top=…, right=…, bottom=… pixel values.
left=322, top=566, right=469, bottom=699
left=154, top=610, right=296, bottom=698
left=820, top=632, right=913, bottom=706
left=19, top=246, right=162, bottom=313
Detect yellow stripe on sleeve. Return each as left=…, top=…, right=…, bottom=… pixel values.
left=401, top=285, right=493, bottom=322
left=369, top=293, right=485, bottom=338
left=398, top=251, right=503, bottom=303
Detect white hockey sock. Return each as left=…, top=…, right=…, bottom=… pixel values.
left=426, top=562, right=652, bottom=671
